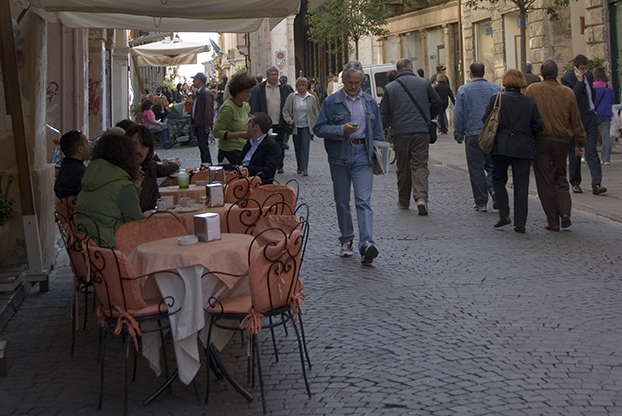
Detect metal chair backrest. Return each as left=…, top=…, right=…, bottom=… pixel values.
left=114, top=216, right=187, bottom=257
left=224, top=176, right=261, bottom=203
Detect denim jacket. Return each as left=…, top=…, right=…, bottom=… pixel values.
left=313, top=89, right=384, bottom=166
left=453, top=78, right=500, bottom=141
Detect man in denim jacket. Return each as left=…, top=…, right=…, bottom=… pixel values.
left=314, top=61, right=385, bottom=265
left=453, top=61, right=501, bottom=212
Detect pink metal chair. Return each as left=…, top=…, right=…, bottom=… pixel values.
left=88, top=240, right=180, bottom=416
left=249, top=184, right=297, bottom=214
left=224, top=176, right=261, bottom=203
left=190, top=169, right=209, bottom=184
left=204, top=228, right=310, bottom=413
left=114, top=216, right=187, bottom=257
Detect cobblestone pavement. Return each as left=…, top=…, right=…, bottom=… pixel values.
left=1, top=138, right=622, bottom=416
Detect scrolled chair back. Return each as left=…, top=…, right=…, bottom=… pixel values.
left=250, top=184, right=297, bottom=213
left=224, top=176, right=261, bottom=203
left=114, top=216, right=187, bottom=257
left=190, top=170, right=209, bottom=184
left=223, top=197, right=263, bottom=234
left=247, top=228, right=303, bottom=314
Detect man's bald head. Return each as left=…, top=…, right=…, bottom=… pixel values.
left=396, top=58, right=413, bottom=73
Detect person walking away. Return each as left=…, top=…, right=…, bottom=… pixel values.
left=592, top=67, right=614, bottom=165
left=483, top=69, right=543, bottom=234
left=433, top=73, right=454, bottom=135
left=213, top=72, right=256, bottom=165
left=140, top=99, right=170, bottom=147
left=314, top=61, right=385, bottom=265
left=453, top=61, right=501, bottom=211
left=429, top=65, right=445, bottom=86
left=524, top=62, right=541, bottom=85
left=561, top=54, right=606, bottom=195
left=283, top=77, right=320, bottom=176
left=526, top=59, right=586, bottom=231
left=216, top=76, right=227, bottom=110
left=251, top=66, right=294, bottom=174
left=380, top=58, right=442, bottom=215
left=191, top=72, right=214, bottom=165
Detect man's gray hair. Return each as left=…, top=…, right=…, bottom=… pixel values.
left=526, top=61, right=533, bottom=73
left=266, top=66, right=279, bottom=75
left=342, top=60, right=364, bottom=80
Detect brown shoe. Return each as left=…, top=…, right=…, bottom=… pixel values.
left=545, top=224, right=560, bottom=232
left=592, top=185, right=607, bottom=195
left=303, top=171, right=308, bottom=176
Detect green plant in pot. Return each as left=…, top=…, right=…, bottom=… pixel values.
left=0, top=195, right=19, bottom=226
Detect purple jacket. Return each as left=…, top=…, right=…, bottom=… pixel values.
left=593, top=80, right=614, bottom=120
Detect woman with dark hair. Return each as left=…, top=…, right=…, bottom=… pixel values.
left=75, top=134, right=145, bottom=248
left=173, top=83, right=183, bottom=103
left=213, top=72, right=256, bottom=164
left=126, top=124, right=179, bottom=211
left=593, top=67, right=614, bottom=164
left=141, top=99, right=170, bottom=147
left=434, top=73, right=455, bottom=135
left=482, top=69, right=543, bottom=233
left=161, top=86, right=172, bottom=103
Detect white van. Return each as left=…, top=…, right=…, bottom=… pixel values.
left=361, top=64, right=395, bottom=104
left=337, top=63, right=395, bottom=104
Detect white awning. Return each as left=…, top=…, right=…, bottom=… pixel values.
left=30, top=9, right=280, bottom=32
left=26, top=0, right=301, bottom=20
left=131, top=40, right=211, bottom=66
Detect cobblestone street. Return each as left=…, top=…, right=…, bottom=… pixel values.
left=1, top=136, right=622, bottom=415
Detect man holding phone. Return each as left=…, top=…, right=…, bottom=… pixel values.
left=561, top=54, right=607, bottom=195
left=314, top=60, right=385, bottom=265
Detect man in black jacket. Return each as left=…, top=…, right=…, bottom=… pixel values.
left=380, top=58, right=442, bottom=215
left=192, top=72, right=214, bottom=165
left=251, top=66, right=294, bottom=173
left=561, top=54, right=606, bottom=195
left=238, top=112, right=281, bottom=183
left=54, top=130, right=90, bottom=199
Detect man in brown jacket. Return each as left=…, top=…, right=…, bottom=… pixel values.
left=526, top=59, right=586, bottom=231
left=191, top=72, right=214, bottom=165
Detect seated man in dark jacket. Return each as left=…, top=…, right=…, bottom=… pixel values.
left=238, top=112, right=281, bottom=183
left=54, top=130, right=91, bottom=199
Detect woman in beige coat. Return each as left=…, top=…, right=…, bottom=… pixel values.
left=283, top=77, right=319, bottom=176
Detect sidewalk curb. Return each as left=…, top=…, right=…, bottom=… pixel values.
left=0, top=282, right=32, bottom=331
left=429, top=158, right=622, bottom=224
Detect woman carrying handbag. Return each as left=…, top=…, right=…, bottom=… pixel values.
left=481, top=69, right=543, bottom=233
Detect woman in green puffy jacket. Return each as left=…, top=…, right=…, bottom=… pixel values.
left=75, top=134, right=144, bottom=248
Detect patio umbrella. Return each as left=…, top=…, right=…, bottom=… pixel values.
left=131, top=40, right=211, bottom=67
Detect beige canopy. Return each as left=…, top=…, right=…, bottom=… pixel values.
left=131, top=40, right=211, bottom=66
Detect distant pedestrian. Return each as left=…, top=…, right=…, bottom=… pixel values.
left=483, top=69, right=543, bottom=234
left=561, top=54, right=606, bottom=195
left=314, top=60, right=384, bottom=265
left=416, top=68, right=427, bottom=81
left=251, top=66, right=294, bottom=174
left=429, top=65, right=446, bottom=86
left=526, top=59, right=586, bottom=231
left=433, top=74, right=454, bottom=135
left=327, top=74, right=340, bottom=95
left=524, top=62, right=541, bottom=85
left=283, top=77, right=319, bottom=176
left=191, top=72, right=214, bottom=165
left=593, top=67, right=614, bottom=164
left=216, top=76, right=227, bottom=110
left=380, top=58, right=442, bottom=215
left=453, top=61, right=501, bottom=212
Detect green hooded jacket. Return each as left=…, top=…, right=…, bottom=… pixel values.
left=75, top=158, right=144, bottom=248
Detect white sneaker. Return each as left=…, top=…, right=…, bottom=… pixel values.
left=416, top=198, right=428, bottom=216
left=339, top=242, right=354, bottom=257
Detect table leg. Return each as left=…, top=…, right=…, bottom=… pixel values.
left=143, top=369, right=178, bottom=406
left=209, top=344, right=253, bottom=402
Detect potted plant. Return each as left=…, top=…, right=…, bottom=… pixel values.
left=0, top=195, right=18, bottom=227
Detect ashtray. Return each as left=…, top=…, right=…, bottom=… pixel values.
left=178, top=235, right=199, bottom=246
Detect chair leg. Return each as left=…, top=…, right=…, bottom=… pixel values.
left=282, top=313, right=289, bottom=336
left=297, top=308, right=312, bottom=369
left=83, top=284, right=89, bottom=330
left=71, top=287, right=77, bottom=358
left=290, top=311, right=311, bottom=398
left=158, top=320, right=172, bottom=393
left=124, top=334, right=130, bottom=416
left=132, top=343, right=137, bottom=382
left=253, top=334, right=267, bottom=414
left=97, top=326, right=102, bottom=363
left=204, top=316, right=214, bottom=405
left=251, top=336, right=256, bottom=388
left=268, top=316, right=279, bottom=362
left=99, top=329, right=108, bottom=410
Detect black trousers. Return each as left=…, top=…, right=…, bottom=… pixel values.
left=568, top=111, right=602, bottom=187
left=272, top=125, right=286, bottom=169
left=218, top=149, right=242, bottom=165
left=195, top=126, right=213, bottom=165
left=534, top=139, right=572, bottom=227
left=491, top=155, right=531, bottom=228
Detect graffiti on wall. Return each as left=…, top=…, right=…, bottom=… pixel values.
left=88, top=79, right=101, bottom=116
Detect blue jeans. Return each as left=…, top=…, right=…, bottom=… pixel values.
left=150, top=123, right=169, bottom=146
left=293, top=127, right=311, bottom=171
left=598, top=119, right=611, bottom=163
left=465, top=135, right=494, bottom=205
left=329, top=143, right=375, bottom=252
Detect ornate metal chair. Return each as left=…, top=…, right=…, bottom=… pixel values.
left=87, top=240, right=181, bottom=416
left=114, top=216, right=187, bottom=257
left=203, top=228, right=311, bottom=413
left=224, top=176, right=261, bottom=203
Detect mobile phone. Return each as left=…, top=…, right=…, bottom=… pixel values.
left=352, top=122, right=358, bottom=127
